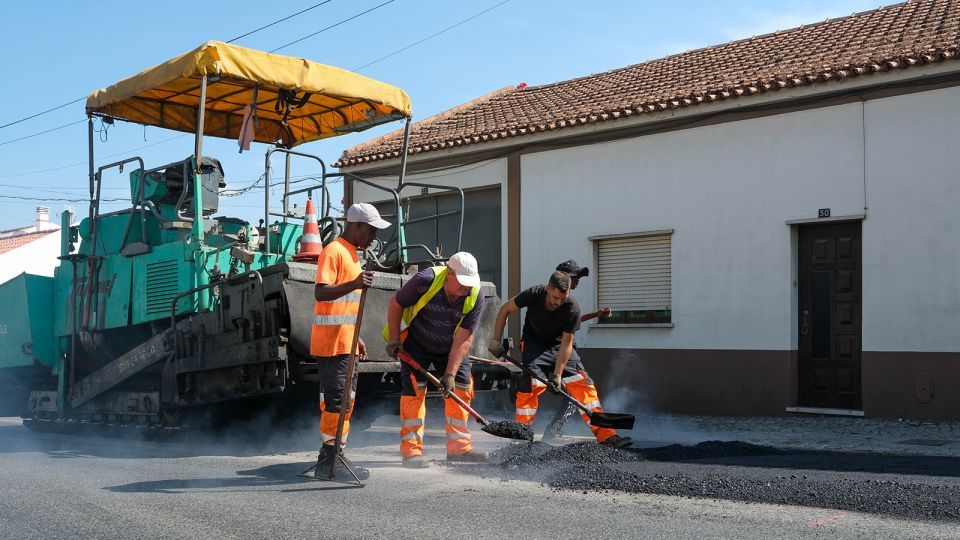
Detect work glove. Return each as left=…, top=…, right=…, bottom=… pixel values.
left=439, top=374, right=456, bottom=399
left=385, top=340, right=402, bottom=360
left=487, top=338, right=506, bottom=358
left=547, top=373, right=563, bottom=394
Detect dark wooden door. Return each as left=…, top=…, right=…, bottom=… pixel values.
left=798, top=222, right=862, bottom=409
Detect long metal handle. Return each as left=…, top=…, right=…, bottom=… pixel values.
left=330, top=285, right=367, bottom=451
left=397, top=351, right=488, bottom=426
left=467, top=355, right=514, bottom=368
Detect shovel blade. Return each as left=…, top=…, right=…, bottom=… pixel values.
left=481, top=420, right=534, bottom=441
left=588, top=412, right=635, bottom=430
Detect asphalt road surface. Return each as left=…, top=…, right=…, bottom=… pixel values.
left=1, top=415, right=958, bottom=539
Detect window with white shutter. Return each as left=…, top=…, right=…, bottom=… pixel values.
left=592, top=230, right=672, bottom=325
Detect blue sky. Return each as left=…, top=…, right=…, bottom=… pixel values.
left=0, top=0, right=884, bottom=230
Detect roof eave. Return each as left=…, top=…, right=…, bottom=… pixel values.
left=340, top=58, right=960, bottom=173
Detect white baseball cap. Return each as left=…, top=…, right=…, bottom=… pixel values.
left=447, top=251, right=481, bottom=288
left=346, top=202, right=391, bottom=229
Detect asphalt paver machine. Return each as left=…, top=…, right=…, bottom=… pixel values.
left=0, top=40, right=508, bottom=430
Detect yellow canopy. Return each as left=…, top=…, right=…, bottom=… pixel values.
left=86, top=41, right=412, bottom=148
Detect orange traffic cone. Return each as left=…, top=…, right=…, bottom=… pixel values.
left=293, top=198, right=322, bottom=262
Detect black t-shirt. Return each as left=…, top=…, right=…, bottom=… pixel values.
left=514, top=285, right=581, bottom=345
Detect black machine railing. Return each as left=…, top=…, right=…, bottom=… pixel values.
left=261, top=148, right=468, bottom=271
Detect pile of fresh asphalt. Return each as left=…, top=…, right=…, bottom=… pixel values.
left=475, top=440, right=960, bottom=521
left=481, top=420, right=534, bottom=442
left=495, top=441, right=639, bottom=469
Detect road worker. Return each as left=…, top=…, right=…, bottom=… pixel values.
left=489, top=270, right=631, bottom=448
left=311, top=202, right=391, bottom=478
left=384, top=252, right=487, bottom=468
left=544, top=260, right=612, bottom=442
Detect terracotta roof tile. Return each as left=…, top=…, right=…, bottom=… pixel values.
left=0, top=231, right=57, bottom=255
left=339, top=0, right=960, bottom=166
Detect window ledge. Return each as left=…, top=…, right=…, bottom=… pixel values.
left=591, top=323, right=674, bottom=329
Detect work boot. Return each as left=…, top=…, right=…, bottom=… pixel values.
left=316, top=445, right=370, bottom=480
left=446, top=450, right=488, bottom=463
left=599, top=435, right=633, bottom=448
left=402, top=454, right=430, bottom=469
left=315, top=445, right=337, bottom=468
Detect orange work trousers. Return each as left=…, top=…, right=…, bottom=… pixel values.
left=317, top=354, right=359, bottom=449
left=399, top=339, right=474, bottom=458
left=514, top=340, right=616, bottom=443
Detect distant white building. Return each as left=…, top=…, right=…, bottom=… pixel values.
left=0, top=207, right=62, bottom=284
left=340, top=0, right=960, bottom=420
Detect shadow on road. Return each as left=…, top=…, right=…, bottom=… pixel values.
left=104, top=462, right=314, bottom=493
left=104, top=461, right=379, bottom=494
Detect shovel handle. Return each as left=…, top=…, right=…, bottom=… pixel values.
left=500, top=353, right=594, bottom=417
left=467, top=355, right=513, bottom=368
left=397, top=351, right=488, bottom=426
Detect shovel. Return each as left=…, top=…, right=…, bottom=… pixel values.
left=468, top=355, right=515, bottom=368
left=499, top=349, right=635, bottom=431
left=397, top=351, right=533, bottom=442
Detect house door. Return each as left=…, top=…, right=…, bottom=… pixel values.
left=797, top=221, right=862, bottom=409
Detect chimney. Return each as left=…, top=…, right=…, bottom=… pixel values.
left=35, top=206, right=51, bottom=231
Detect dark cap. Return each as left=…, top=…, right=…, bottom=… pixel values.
left=556, top=259, right=588, bottom=278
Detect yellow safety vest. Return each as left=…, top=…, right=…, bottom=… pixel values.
left=382, top=266, right=480, bottom=342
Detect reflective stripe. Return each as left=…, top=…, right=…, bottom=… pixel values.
left=313, top=314, right=358, bottom=325
left=319, top=291, right=361, bottom=304
left=401, top=431, right=422, bottom=441
left=583, top=401, right=601, bottom=410
left=301, top=233, right=322, bottom=243
left=562, top=373, right=584, bottom=384
left=321, top=432, right=349, bottom=443
left=446, top=432, right=471, bottom=440
left=445, top=417, right=468, bottom=428
left=416, top=382, right=428, bottom=389
left=516, top=408, right=537, bottom=416
left=402, top=418, right=423, bottom=427
left=531, top=379, right=546, bottom=387
left=455, top=384, right=471, bottom=391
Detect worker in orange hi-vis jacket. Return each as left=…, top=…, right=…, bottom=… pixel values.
left=384, top=252, right=487, bottom=469
left=310, top=203, right=390, bottom=479
left=489, top=270, right=631, bottom=448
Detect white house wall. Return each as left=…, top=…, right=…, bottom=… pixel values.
left=347, top=86, right=960, bottom=357
left=520, top=102, right=870, bottom=351
left=861, top=86, right=960, bottom=352
left=0, top=233, right=61, bottom=284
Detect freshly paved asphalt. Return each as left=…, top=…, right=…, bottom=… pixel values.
left=1, top=415, right=958, bottom=539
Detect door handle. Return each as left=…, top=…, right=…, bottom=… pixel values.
left=800, top=309, right=810, bottom=336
